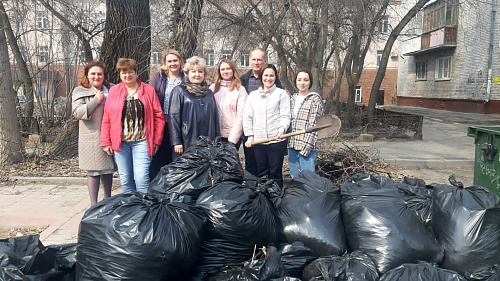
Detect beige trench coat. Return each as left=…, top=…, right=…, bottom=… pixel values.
left=72, top=86, right=115, bottom=171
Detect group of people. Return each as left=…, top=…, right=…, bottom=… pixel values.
left=72, top=48, right=324, bottom=205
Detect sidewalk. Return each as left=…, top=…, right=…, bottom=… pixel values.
left=1, top=105, right=498, bottom=245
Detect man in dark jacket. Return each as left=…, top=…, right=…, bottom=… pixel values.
left=240, top=48, right=282, bottom=176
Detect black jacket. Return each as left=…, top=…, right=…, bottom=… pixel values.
left=168, top=84, right=219, bottom=150
left=150, top=70, right=186, bottom=112
left=240, top=70, right=283, bottom=94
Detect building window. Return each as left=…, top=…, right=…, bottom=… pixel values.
left=95, top=11, right=105, bottom=31
left=205, top=49, right=215, bottom=66
left=38, top=46, right=48, bottom=63
left=376, top=50, right=383, bottom=68
left=435, top=57, right=451, bottom=80
left=205, top=16, right=215, bottom=34
left=416, top=61, right=427, bottom=80
left=151, top=51, right=160, bottom=65
left=355, top=86, right=362, bottom=103
left=240, top=53, right=250, bottom=67
left=36, top=11, right=48, bottom=29
left=379, top=15, right=389, bottom=33
left=221, top=49, right=231, bottom=60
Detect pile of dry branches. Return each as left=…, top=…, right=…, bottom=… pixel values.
left=316, top=139, right=397, bottom=186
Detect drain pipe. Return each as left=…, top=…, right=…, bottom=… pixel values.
left=486, top=0, right=497, bottom=103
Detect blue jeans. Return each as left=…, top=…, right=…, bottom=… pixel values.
left=114, top=140, right=151, bottom=193
left=288, top=149, right=317, bottom=178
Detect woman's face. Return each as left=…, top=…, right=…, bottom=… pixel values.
left=87, top=66, right=105, bottom=89
left=219, top=62, right=234, bottom=81
left=119, top=69, right=137, bottom=84
left=296, top=72, right=311, bottom=92
left=262, top=68, right=276, bottom=90
left=165, top=54, right=181, bottom=76
left=187, top=66, right=205, bottom=85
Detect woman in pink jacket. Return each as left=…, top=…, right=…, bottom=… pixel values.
left=101, top=58, right=164, bottom=193
left=210, top=59, right=247, bottom=149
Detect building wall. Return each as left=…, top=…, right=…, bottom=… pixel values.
left=338, top=68, right=398, bottom=106
left=397, top=0, right=500, bottom=113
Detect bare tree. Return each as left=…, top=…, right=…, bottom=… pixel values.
left=0, top=0, right=34, bottom=118
left=0, top=0, right=23, bottom=166
left=101, top=0, right=151, bottom=83
left=367, top=0, right=431, bottom=117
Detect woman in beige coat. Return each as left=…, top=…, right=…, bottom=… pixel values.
left=72, top=61, right=115, bottom=205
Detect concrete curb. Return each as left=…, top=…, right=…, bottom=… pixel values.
left=9, top=176, right=121, bottom=184
left=382, top=159, right=474, bottom=168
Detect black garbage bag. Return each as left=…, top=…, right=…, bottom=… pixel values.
left=432, top=181, right=500, bottom=275
left=0, top=241, right=76, bottom=281
left=149, top=136, right=244, bottom=199
left=76, top=192, right=206, bottom=281
left=0, top=235, right=42, bottom=268
left=279, top=170, right=346, bottom=256
left=208, top=245, right=293, bottom=281
left=341, top=174, right=443, bottom=274
left=396, top=177, right=434, bottom=228
left=379, top=261, right=466, bottom=281
left=302, top=250, right=379, bottom=281
left=190, top=181, right=282, bottom=280
left=0, top=266, right=24, bottom=281
left=465, top=264, right=500, bottom=281
left=279, top=242, right=317, bottom=278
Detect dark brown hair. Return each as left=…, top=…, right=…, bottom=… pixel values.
left=295, top=69, right=313, bottom=90
left=258, top=64, right=278, bottom=86
left=79, top=61, right=111, bottom=89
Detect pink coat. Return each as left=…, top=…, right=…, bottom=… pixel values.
left=100, top=81, right=165, bottom=156
left=210, top=84, right=247, bottom=144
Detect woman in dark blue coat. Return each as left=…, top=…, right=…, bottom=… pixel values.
left=168, top=56, right=219, bottom=160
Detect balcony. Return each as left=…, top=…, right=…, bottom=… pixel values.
left=404, top=26, right=457, bottom=56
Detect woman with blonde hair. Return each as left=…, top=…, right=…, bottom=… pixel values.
left=101, top=58, right=164, bottom=193
left=169, top=56, right=219, bottom=160
left=149, top=49, right=185, bottom=179
left=210, top=59, right=247, bottom=149
left=72, top=61, right=115, bottom=205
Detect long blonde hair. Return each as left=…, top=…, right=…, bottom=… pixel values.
left=159, top=49, right=184, bottom=76
left=213, top=59, right=241, bottom=93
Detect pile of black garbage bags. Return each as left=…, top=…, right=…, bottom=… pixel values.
left=3, top=136, right=500, bottom=281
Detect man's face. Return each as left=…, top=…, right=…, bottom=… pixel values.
left=250, top=50, right=265, bottom=74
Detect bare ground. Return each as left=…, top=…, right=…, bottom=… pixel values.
left=394, top=166, right=474, bottom=186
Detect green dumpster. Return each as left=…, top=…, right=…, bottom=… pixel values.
left=467, top=126, right=500, bottom=197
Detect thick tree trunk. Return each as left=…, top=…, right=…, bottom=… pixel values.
left=0, top=0, right=23, bottom=166
left=0, top=1, right=34, bottom=118
left=101, top=0, right=151, bottom=83
left=170, top=0, right=204, bottom=59
left=367, top=0, right=431, bottom=117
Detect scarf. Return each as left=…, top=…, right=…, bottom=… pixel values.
left=182, top=82, right=207, bottom=97
left=220, top=80, right=231, bottom=87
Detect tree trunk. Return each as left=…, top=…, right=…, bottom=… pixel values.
left=0, top=1, right=34, bottom=118
left=170, top=0, right=204, bottom=59
left=311, top=0, right=328, bottom=94
left=45, top=118, right=78, bottom=158
left=367, top=0, right=431, bottom=117
left=101, top=0, right=151, bottom=83
left=0, top=0, right=23, bottom=167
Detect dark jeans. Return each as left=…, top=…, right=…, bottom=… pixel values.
left=149, top=125, right=172, bottom=181
left=244, top=143, right=258, bottom=176
left=254, top=141, right=287, bottom=187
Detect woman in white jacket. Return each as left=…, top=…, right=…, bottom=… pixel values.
left=243, top=64, right=290, bottom=187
